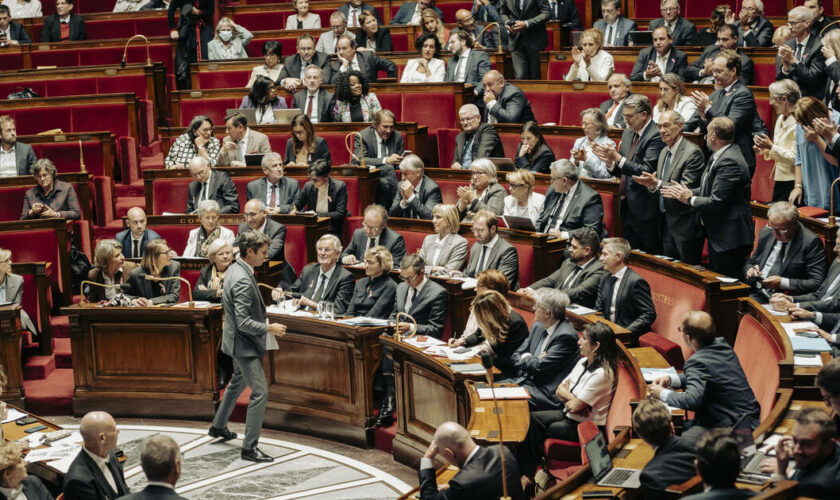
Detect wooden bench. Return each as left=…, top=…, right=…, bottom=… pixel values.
left=0, top=219, right=73, bottom=307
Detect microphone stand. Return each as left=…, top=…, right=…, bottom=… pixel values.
left=829, top=177, right=840, bottom=225
left=121, top=34, right=151, bottom=68
left=145, top=275, right=193, bottom=308
left=394, top=311, right=417, bottom=342
left=344, top=131, right=367, bottom=169
left=480, top=351, right=510, bottom=500
left=78, top=139, right=86, bottom=173
left=473, top=22, right=503, bottom=54
left=78, top=281, right=123, bottom=306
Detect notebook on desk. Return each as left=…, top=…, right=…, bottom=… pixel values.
left=584, top=433, right=642, bottom=488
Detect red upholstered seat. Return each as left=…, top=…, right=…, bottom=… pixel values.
left=284, top=225, right=309, bottom=273
left=755, top=99, right=772, bottom=131
left=546, top=61, right=572, bottom=81
left=230, top=12, right=286, bottom=31
left=733, top=313, right=783, bottom=420
left=152, top=178, right=192, bottom=215
left=559, top=92, right=606, bottom=127
left=0, top=227, right=69, bottom=299
left=318, top=132, right=353, bottom=165
left=614, top=61, right=635, bottom=75
left=31, top=141, right=108, bottom=178
left=179, top=268, right=202, bottom=303
left=522, top=91, right=562, bottom=125
left=544, top=420, right=598, bottom=476
left=434, top=178, right=465, bottom=205
left=178, top=97, right=243, bottom=127
left=376, top=93, right=403, bottom=121
left=754, top=63, right=776, bottom=87
left=799, top=206, right=829, bottom=218
left=0, top=53, right=25, bottom=71
left=600, top=192, right=615, bottom=237
left=606, top=359, right=641, bottom=438
left=752, top=155, right=774, bottom=204
left=436, top=128, right=460, bottom=169
left=639, top=332, right=685, bottom=370
left=16, top=270, right=45, bottom=333
left=391, top=33, right=410, bottom=52
left=197, top=71, right=251, bottom=90
left=403, top=92, right=457, bottom=130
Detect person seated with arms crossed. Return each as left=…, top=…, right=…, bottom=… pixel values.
left=514, top=121, right=556, bottom=174
left=239, top=76, right=288, bottom=126
left=0, top=5, right=30, bottom=45
left=649, top=310, right=760, bottom=437
left=246, top=152, right=300, bottom=215
left=570, top=108, right=615, bottom=179
left=451, top=104, right=504, bottom=170
left=21, top=158, right=80, bottom=220
left=536, top=159, right=605, bottom=237
left=124, top=239, right=181, bottom=307
left=292, top=65, right=334, bottom=124
left=183, top=200, right=235, bottom=258
left=502, top=168, right=545, bottom=226
left=417, top=204, right=468, bottom=275
left=0, top=442, right=52, bottom=500
left=117, top=435, right=186, bottom=500
left=342, top=204, right=406, bottom=267
left=352, top=109, right=403, bottom=205
left=279, top=234, right=355, bottom=315
left=207, top=17, right=252, bottom=60
left=345, top=245, right=397, bottom=319
left=596, top=237, right=656, bottom=341
left=165, top=115, right=220, bottom=169
left=185, top=157, right=240, bottom=216
left=63, top=411, right=129, bottom=500
left=649, top=0, right=695, bottom=46
left=0, top=115, right=34, bottom=177
left=246, top=41, right=282, bottom=88
left=0, top=248, right=37, bottom=336
left=508, top=288, right=579, bottom=411
left=116, top=207, right=160, bottom=259
left=193, top=239, right=233, bottom=303
left=284, top=114, right=332, bottom=168
left=519, top=227, right=606, bottom=308
left=389, top=154, right=442, bottom=220
left=41, top=0, right=84, bottom=42
left=456, top=158, right=507, bottom=222
left=517, top=322, right=620, bottom=491
left=291, top=160, right=348, bottom=235
left=315, top=11, right=347, bottom=55
left=418, top=421, right=525, bottom=500
left=218, top=112, right=270, bottom=168
left=682, top=428, right=757, bottom=500
left=85, top=239, right=137, bottom=303
left=457, top=209, right=519, bottom=289
left=444, top=30, right=492, bottom=96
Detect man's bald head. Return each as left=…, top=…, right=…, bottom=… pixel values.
left=432, top=422, right=476, bottom=467
left=126, top=207, right=148, bottom=238
left=682, top=310, right=716, bottom=347
left=243, top=198, right=267, bottom=230
left=455, top=9, right=471, bottom=22
left=80, top=411, right=119, bottom=457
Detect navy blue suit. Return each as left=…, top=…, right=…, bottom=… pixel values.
left=640, top=435, right=697, bottom=500
left=510, top=319, right=579, bottom=410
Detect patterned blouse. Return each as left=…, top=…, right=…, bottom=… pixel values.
left=164, top=133, right=221, bottom=168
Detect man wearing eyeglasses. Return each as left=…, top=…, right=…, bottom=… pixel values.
left=341, top=204, right=406, bottom=266
left=451, top=104, right=504, bottom=169
left=731, top=0, right=773, bottom=47
left=744, top=201, right=826, bottom=303
left=315, top=11, right=347, bottom=55
left=648, top=0, right=696, bottom=47
left=777, top=6, right=827, bottom=101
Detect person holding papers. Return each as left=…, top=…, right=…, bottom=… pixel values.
left=345, top=246, right=396, bottom=319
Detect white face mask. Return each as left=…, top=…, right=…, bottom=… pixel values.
left=220, top=30, right=233, bottom=42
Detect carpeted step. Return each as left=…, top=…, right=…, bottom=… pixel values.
left=23, top=368, right=74, bottom=416
left=115, top=179, right=146, bottom=198
left=374, top=419, right=396, bottom=454
left=54, top=338, right=72, bottom=369
left=50, top=315, right=69, bottom=339
left=23, top=355, right=55, bottom=381
left=116, top=197, right=145, bottom=219
left=22, top=335, right=54, bottom=358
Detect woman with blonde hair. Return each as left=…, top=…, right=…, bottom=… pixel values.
left=85, top=239, right=138, bottom=302
left=207, top=17, right=253, bottom=60
left=448, top=269, right=510, bottom=342
left=420, top=8, right=448, bottom=48
left=653, top=73, right=697, bottom=123
left=791, top=96, right=840, bottom=210
left=772, top=24, right=793, bottom=48
left=565, top=28, right=614, bottom=82
left=417, top=204, right=469, bottom=275
left=821, top=29, right=840, bottom=111
left=183, top=200, right=235, bottom=257
left=194, top=239, right=234, bottom=303
left=503, top=168, right=545, bottom=225
left=0, top=248, right=37, bottom=334
left=754, top=79, right=799, bottom=202
left=125, top=239, right=181, bottom=306
left=346, top=246, right=397, bottom=318
left=571, top=108, right=615, bottom=179
left=0, top=442, right=52, bottom=499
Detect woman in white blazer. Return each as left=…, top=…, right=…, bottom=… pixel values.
left=400, top=33, right=445, bottom=83
left=502, top=168, right=545, bottom=226
left=653, top=73, right=698, bottom=125
left=183, top=200, right=236, bottom=258
left=285, top=0, right=321, bottom=29
left=417, top=204, right=468, bottom=275
left=565, top=28, right=614, bottom=82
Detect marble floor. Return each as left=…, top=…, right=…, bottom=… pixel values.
left=49, top=417, right=416, bottom=499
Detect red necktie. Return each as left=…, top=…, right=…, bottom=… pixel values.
left=352, top=10, right=358, bottom=27
left=269, top=184, right=277, bottom=208
left=306, top=95, right=314, bottom=118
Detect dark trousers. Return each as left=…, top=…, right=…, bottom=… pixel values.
left=707, top=244, right=752, bottom=279
left=517, top=409, right=581, bottom=478
left=660, top=217, right=703, bottom=265
left=773, top=180, right=795, bottom=203
left=511, top=46, right=541, bottom=79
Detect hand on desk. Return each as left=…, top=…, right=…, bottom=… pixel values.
left=647, top=375, right=671, bottom=398
left=788, top=307, right=816, bottom=321
left=132, top=298, right=154, bottom=307
left=447, top=337, right=465, bottom=348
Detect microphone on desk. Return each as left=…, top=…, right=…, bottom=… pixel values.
left=143, top=273, right=193, bottom=308
left=78, top=280, right=128, bottom=306
left=121, top=34, right=151, bottom=68
left=257, top=282, right=301, bottom=300
left=344, top=131, right=367, bottom=169
left=480, top=351, right=511, bottom=500
left=830, top=177, right=840, bottom=225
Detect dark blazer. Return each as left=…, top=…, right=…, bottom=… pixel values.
left=3, top=272, right=38, bottom=333
left=500, top=0, right=550, bottom=52
left=389, top=279, right=448, bottom=337
left=346, top=274, right=397, bottom=319
left=444, top=49, right=492, bottom=92
left=667, top=338, right=760, bottom=429
left=21, top=179, right=81, bottom=220
left=464, top=236, right=519, bottom=290
left=291, top=262, right=355, bottom=314
left=12, top=141, right=36, bottom=175
left=85, top=262, right=139, bottom=303
left=277, top=52, right=332, bottom=84
left=776, top=35, right=828, bottom=101
left=235, top=218, right=287, bottom=261
left=685, top=80, right=757, bottom=169
left=630, top=46, right=688, bottom=82
left=41, top=13, right=86, bottom=42
left=529, top=258, right=606, bottom=308
left=745, top=224, right=826, bottom=295
left=651, top=138, right=705, bottom=248
left=186, top=171, right=240, bottom=215
left=246, top=176, right=300, bottom=214
left=736, top=17, right=774, bottom=47
left=355, top=27, right=393, bottom=52
left=353, top=125, right=404, bottom=166
left=794, top=260, right=840, bottom=311
left=141, top=0, right=170, bottom=9
left=683, top=488, right=757, bottom=500
left=649, top=16, right=696, bottom=46
left=453, top=123, right=505, bottom=166
left=639, top=435, right=698, bottom=500
left=418, top=445, right=525, bottom=500
left=514, top=142, right=555, bottom=174
left=464, top=310, right=529, bottom=379
left=341, top=226, right=406, bottom=265
left=293, top=89, right=335, bottom=124
left=596, top=267, right=656, bottom=338
left=329, top=51, right=397, bottom=83
left=0, top=476, right=51, bottom=500
left=690, top=145, right=754, bottom=253
left=293, top=177, right=348, bottom=235
left=790, top=444, right=840, bottom=499
left=63, top=449, right=130, bottom=500
left=124, top=262, right=181, bottom=305
left=536, top=181, right=604, bottom=236
left=338, top=2, right=382, bottom=24
left=684, top=45, right=754, bottom=85
left=115, top=228, right=161, bottom=259
left=548, top=0, right=580, bottom=27
left=388, top=175, right=442, bottom=220
left=599, top=97, right=628, bottom=128
left=486, top=82, right=535, bottom=124
left=284, top=136, right=332, bottom=168
left=391, top=2, right=443, bottom=24
left=116, top=484, right=186, bottom=500
left=193, top=264, right=223, bottom=303
left=593, top=16, right=637, bottom=46
left=511, top=319, right=579, bottom=410
left=5, top=21, right=30, bottom=44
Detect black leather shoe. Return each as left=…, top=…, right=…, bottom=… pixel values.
left=375, top=396, right=395, bottom=427
left=241, top=447, right=274, bottom=463
left=208, top=426, right=237, bottom=441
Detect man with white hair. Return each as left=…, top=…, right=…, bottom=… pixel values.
left=64, top=411, right=130, bottom=499
left=777, top=5, right=827, bottom=100
left=389, top=154, right=442, bottom=219
left=733, top=0, right=773, bottom=47
left=451, top=104, right=504, bottom=169
left=649, top=0, right=696, bottom=46
left=315, top=11, right=347, bottom=55
left=185, top=156, right=240, bottom=215
left=287, top=234, right=355, bottom=314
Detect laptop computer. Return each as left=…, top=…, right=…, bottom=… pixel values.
left=730, top=413, right=769, bottom=477
left=274, top=108, right=301, bottom=124
left=629, top=31, right=653, bottom=46
left=584, top=433, right=642, bottom=489
left=502, top=215, right=537, bottom=232
left=244, top=153, right=265, bottom=167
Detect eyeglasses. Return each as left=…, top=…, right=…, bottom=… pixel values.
left=661, top=7, right=678, bottom=13
left=768, top=220, right=797, bottom=234
left=471, top=171, right=488, bottom=178
left=509, top=183, right=526, bottom=189
left=788, top=19, right=806, bottom=26
left=550, top=176, right=564, bottom=181
left=362, top=222, right=383, bottom=230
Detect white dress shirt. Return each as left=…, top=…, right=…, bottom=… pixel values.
left=564, top=50, right=615, bottom=82
left=608, top=265, right=628, bottom=322
left=503, top=192, right=545, bottom=225
left=0, top=145, right=16, bottom=177
left=400, top=58, right=446, bottom=83
left=454, top=49, right=471, bottom=81
left=83, top=448, right=119, bottom=494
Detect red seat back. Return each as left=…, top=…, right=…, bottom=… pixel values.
left=605, top=359, right=641, bottom=441
left=436, top=128, right=460, bottom=168
left=284, top=225, right=308, bottom=272
left=523, top=91, right=563, bottom=125
left=752, top=155, right=774, bottom=204
left=754, top=63, right=776, bottom=87
left=197, top=71, right=250, bottom=90
left=734, top=314, right=782, bottom=420
left=0, top=227, right=68, bottom=297
left=560, top=92, right=605, bottom=127
left=600, top=192, right=615, bottom=237
left=403, top=92, right=457, bottom=130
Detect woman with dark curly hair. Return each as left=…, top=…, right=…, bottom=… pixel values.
left=401, top=32, right=445, bottom=83
left=332, top=70, right=382, bottom=122
left=355, top=10, right=393, bottom=52
left=284, top=113, right=332, bottom=167
left=239, top=75, right=288, bottom=124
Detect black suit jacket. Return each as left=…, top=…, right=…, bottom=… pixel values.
left=115, top=228, right=162, bottom=259
left=235, top=218, right=287, bottom=261
left=64, top=449, right=130, bottom=500
left=5, top=21, right=31, bottom=44
left=186, top=171, right=240, bottom=214
left=41, top=13, right=86, bottom=42
left=341, top=226, right=406, bottom=265
left=124, top=262, right=182, bottom=305
left=685, top=81, right=757, bottom=168
left=355, top=27, right=393, bottom=52
left=193, top=264, right=222, bottom=303
left=464, top=310, right=529, bottom=380
left=277, top=52, right=332, bottom=85
left=500, top=0, right=550, bottom=52
left=599, top=97, right=628, bottom=128
left=417, top=445, right=525, bottom=500
left=338, top=3, right=382, bottom=24
left=736, top=17, right=774, bottom=47
left=453, top=123, right=505, bottom=166
left=0, top=476, right=51, bottom=500
left=486, top=83, right=535, bottom=124
left=346, top=274, right=397, bottom=319
left=389, top=279, right=448, bottom=337
left=596, top=268, right=656, bottom=338
left=690, top=145, right=754, bottom=252
left=776, top=36, right=827, bottom=101
left=329, top=51, right=397, bottom=83
left=291, top=262, right=355, bottom=314
left=630, top=46, right=688, bottom=82
left=651, top=138, right=705, bottom=245
left=795, top=260, right=840, bottom=311
left=649, top=16, right=696, bottom=46
left=684, top=45, right=754, bottom=85
left=13, top=141, right=36, bottom=175
left=639, top=435, right=698, bottom=500
left=745, top=224, right=826, bottom=295
left=444, top=49, right=492, bottom=93
left=514, top=142, right=555, bottom=174
left=284, top=136, right=332, bottom=168
left=293, top=177, right=348, bottom=234
left=246, top=176, right=300, bottom=214
left=548, top=0, right=580, bottom=27
left=529, top=258, right=606, bottom=308
left=667, top=338, right=760, bottom=429
left=536, top=181, right=604, bottom=236
left=388, top=175, right=442, bottom=220
left=464, top=237, right=519, bottom=290
left=790, top=444, right=840, bottom=499
left=293, top=89, right=335, bottom=124
left=352, top=125, right=404, bottom=166
left=511, top=319, right=579, bottom=410
left=117, top=484, right=186, bottom=500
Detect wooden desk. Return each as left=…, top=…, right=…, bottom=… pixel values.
left=465, top=381, right=529, bottom=445
left=61, top=305, right=223, bottom=418
left=0, top=306, right=25, bottom=408
left=263, top=313, right=388, bottom=448
left=2, top=405, right=65, bottom=493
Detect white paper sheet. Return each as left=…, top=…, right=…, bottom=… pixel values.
left=477, top=387, right=530, bottom=400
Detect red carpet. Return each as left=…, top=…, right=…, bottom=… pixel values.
left=23, top=368, right=74, bottom=416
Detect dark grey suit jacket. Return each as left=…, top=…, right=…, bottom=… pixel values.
left=535, top=182, right=604, bottom=236
left=500, top=0, right=550, bottom=51
left=284, top=136, right=332, bottom=168
left=292, top=89, right=335, bottom=124
left=630, top=46, right=688, bottom=82
left=293, top=177, right=348, bottom=235
left=291, top=262, right=356, bottom=314
left=649, top=16, right=696, bottom=46
left=390, top=2, right=443, bottom=24
left=277, top=52, right=332, bottom=85
left=593, top=16, right=637, bottom=46
left=595, top=267, right=656, bottom=337
left=745, top=224, right=826, bottom=295
left=736, top=16, right=774, bottom=47
left=341, top=227, right=406, bottom=265
left=4, top=272, right=37, bottom=333
left=338, top=2, right=382, bottom=24
left=41, top=13, right=86, bottom=42
left=0, top=476, right=51, bottom=500
left=651, top=138, right=705, bottom=246
left=464, top=237, right=519, bottom=289
left=64, top=449, right=129, bottom=500
left=776, top=35, right=827, bottom=101
left=486, top=83, right=535, bottom=124
left=115, top=228, right=162, bottom=259
left=529, top=258, right=606, bottom=308
left=116, top=484, right=186, bottom=500
left=388, top=175, right=442, bottom=220
left=511, top=319, right=579, bottom=410
left=389, top=279, right=448, bottom=338
left=346, top=274, right=397, bottom=319
left=453, top=123, right=505, bottom=166
left=599, top=96, right=628, bottom=128
left=125, top=262, right=181, bottom=305
left=685, top=81, right=757, bottom=168
left=221, top=258, right=268, bottom=358
left=5, top=22, right=30, bottom=44
left=352, top=125, right=404, bottom=166
left=186, top=171, right=240, bottom=214
left=12, top=141, right=36, bottom=176
left=444, top=48, right=492, bottom=94
left=235, top=219, right=286, bottom=261
left=794, top=260, right=840, bottom=311
left=329, top=51, right=397, bottom=83
left=418, top=445, right=525, bottom=500
left=684, top=45, right=754, bottom=85
left=639, top=435, right=698, bottom=500
left=246, top=176, right=300, bottom=214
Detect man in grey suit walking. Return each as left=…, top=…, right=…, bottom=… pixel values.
left=208, top=230, right=287, bottom=463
